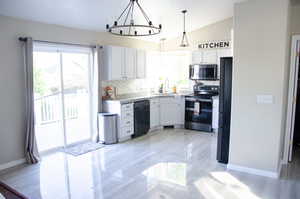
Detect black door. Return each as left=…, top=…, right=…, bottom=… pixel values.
left=217, top=57, right=233, bottom=164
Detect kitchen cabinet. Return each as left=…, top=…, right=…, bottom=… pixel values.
left=103, top=101, right=134, bottom=142
left=192, top=50, right=218, bottom=64
left=202, top=51, right=218, bottom=64
left=124, top=48, right=136, bottom=79
left=102, top=46, right=124, bottom=80
left=192, top=51, right=202, bottom=64
left=103, top=95, right=185, bottom=141
left=136, top=50, right=146, bottom=79
left=212, top=96, right=219, bottom=130
left=150, top=98, right=160, bottom=128
left=120, top=103, right=134, bottom=139
left=102, top=46, right=147, bottom=80
left=192, top=49, right=233, bottom=65
left=159, top=97, right=184, bottom=126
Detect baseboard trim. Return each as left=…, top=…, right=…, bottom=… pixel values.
left=227, top=164, right=279, bottom=179
left=0, top=159, right=26, bottom=171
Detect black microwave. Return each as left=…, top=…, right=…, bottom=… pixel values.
left=189, top=64, right=218, bottom=80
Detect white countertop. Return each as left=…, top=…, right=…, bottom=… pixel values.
left=103, top=92, right=193, bottom=104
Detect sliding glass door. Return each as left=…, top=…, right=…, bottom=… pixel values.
left=34, top=51, right=63, bottom=151
left=33, top=44, right=93, bottom=152
left=62, top=52, right=92, bottom=145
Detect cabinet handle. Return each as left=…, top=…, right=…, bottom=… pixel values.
left=126, top=121, right=131, bottom=124
left=127, top=130, right=131, bottom=134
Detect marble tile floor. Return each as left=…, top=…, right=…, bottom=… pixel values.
left=1, top=129, right=300, bottom=199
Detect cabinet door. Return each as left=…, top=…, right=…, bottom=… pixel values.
left=150, top=99, right=160, bottom=128
left=202, top=51, right=218, bottom=64
left=136, top=50, right=146, bottom=79
left=178, top=96, right=185, bottom=125
left=212, top=98, right=219, bottom=129
left=159, top=97, right=182, bottom=126
left=160, top=103, right=179, bottom=125
left=192, top=51, right=202, bottom=64
left=124, top=48, right=136, bottom=79
left=120, top=125, right=134, bottom=139
left=111, top=46, right=124, bottom=80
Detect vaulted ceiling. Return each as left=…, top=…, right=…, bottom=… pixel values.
left=0, top=0, right=245, bottom=42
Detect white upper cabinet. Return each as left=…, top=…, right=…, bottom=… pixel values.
left=192, top=49, right=232, bottom=65
left=136, top=50, right=146, bottom=79
left=202, top=51, right=218, bottom=64
left=102, top=46, right=147, bottom=81
left=192, top=50, right=217, bottom=64
left=102, top=46, right=124, bottom=80
left=124, top=48, right=136, bottom=79
left=192, top=51, right=202, bottom=64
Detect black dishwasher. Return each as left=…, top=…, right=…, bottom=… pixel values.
left=133, top=100, right=150, bottom=138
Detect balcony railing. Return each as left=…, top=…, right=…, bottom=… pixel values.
left=34, top=92, right=82, bottom=125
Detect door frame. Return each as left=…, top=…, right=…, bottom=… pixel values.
left=33, top=43, right=94, bottom=153
left=283, top=35, right=300, bottom=164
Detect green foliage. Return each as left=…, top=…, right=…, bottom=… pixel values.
left=33, top=67, right=46, bottom=95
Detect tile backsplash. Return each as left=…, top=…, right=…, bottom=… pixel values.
left=102, top=79, right=152, bottom=96
left=102, top=79, right=216, bottom=96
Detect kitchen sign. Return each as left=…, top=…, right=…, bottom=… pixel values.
left=198, top=40, right=231, bottom=49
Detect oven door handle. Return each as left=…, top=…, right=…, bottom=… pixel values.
left=185, top=98, right=212, bottom=103
left=198, top=99, right=212, bottom=103
left=185, top=97, right=196, bottom=102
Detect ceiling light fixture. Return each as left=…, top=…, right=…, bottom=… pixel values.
left=106, top=0, right=162, bottom=37
left=180, top=10, right=189, bottom=47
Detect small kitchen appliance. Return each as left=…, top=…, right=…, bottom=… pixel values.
left=189, top=64, right=218, bottom=80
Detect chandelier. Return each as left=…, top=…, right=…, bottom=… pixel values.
left=180, top=10, right=189, bottom=47
left=106, top=0, right=162, bottom=37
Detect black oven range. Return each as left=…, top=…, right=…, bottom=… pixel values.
left=185, top=84, right=219, bottom=132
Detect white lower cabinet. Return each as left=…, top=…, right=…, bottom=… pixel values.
left=103, top=101, right=134, bottom=142
left=159, top=97, right=184, bottom=126
left=160, top=103, right=180, bottom=125
left=104, top=96, right=186, bottom=141
left=212, top=97, right=219, bottom=130
left=150, top=98, right=160, bottom=128
left=119, top=103, right=134, bottom=140
left=120, top=125, right=134, bottom=138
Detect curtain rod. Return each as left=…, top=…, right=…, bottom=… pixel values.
left=18, top=37, right=100, bottom=48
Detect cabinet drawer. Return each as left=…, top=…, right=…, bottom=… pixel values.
left=121, top=117, right=133, bottom=127
left=121, top=103, right=133, bottom=112
left=121, top=110, right=133, bottom=119
left=121, top=125, right=134, bottom=137
left=160, top=97, right=177, bottom=104
left=150, top=98, right=159, bottom=103
left=150, top=98, right=160, bottom=107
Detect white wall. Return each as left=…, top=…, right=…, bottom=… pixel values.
left=229, top=0, right=290, bottom=174
left=0, top=15, right=158, bottom=166
left=291, top=5, right=300, bottom=34
left=164, top=18, right=233, bottom=51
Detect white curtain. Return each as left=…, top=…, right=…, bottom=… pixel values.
left=22, top=37, right=40, bottom=164
left=91, top=45, right=103, bottom=142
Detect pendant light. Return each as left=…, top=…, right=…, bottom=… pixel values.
left=180, top=10, right=189, bottom=47
left=106, top=0, right=162, bottom=37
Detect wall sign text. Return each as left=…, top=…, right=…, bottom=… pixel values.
left=198, top=41, right=231, bottom=49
